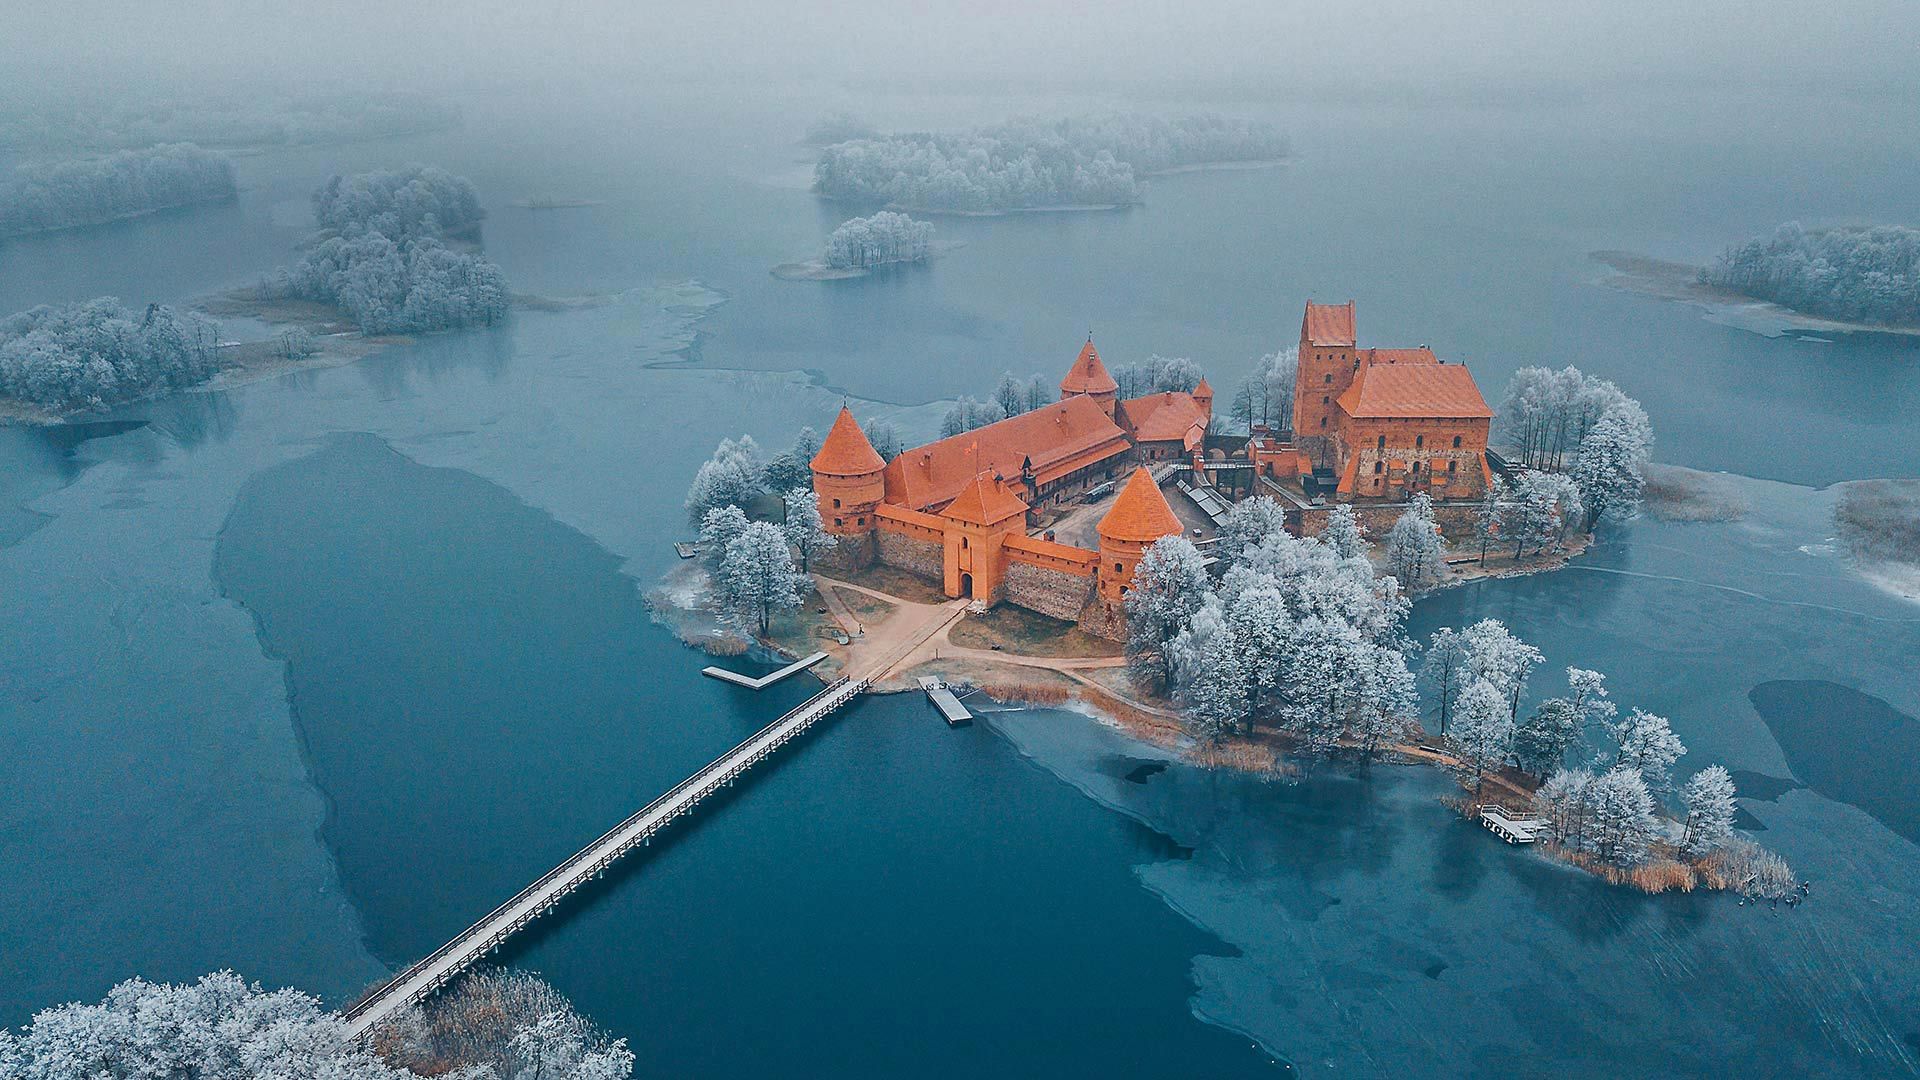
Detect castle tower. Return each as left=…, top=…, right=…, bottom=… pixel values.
left=938, top=470, right=1029, bottom=601
left=1191, top=376, right=1214, bottom=419
left=1294, top=301, right=1358, bottom=465
left=1095, top=467, right=1185, bottom=604
left=810, top=406, right=886, bottom=538
left=1059, top=338, right=1119, bottom=418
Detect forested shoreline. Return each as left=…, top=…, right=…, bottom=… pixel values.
left=1701, top=222, right=1920, bottom=327
left=812, top=113, right=1288, bottom=213
left=0, top=298, right=223, bottom=411
left=0, top=144, right=236, bottom=241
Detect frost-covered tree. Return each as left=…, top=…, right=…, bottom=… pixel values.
left=763, top=426, right=821, bottom=492
left=1534, top=767, right=1596, bottom=848
left=0, top=297, right=223, bottom=410
left=1125, top=536, right=1213, bottom=693
left=993, top=372, right=1029, bottom=418
left=1587, top=765, right=1657, bottom=865
left=1512, top=666, right=1610, bottom=776
left=1496, top=366, right=1648, bottom=471
left=1609, top=708, right=1687, bottom=794
left=1474, top=479, right=1505, bottom=565
left=1419, top=626, right=1470, bottom=736
left=822, top=211, right=934, bottom=270
left=0, top=143, right=237, bottom=240
left=1566, top=667, right=1617, bottom=732
left=1680, top=764, right=1739, bottom=857
left=720, top=521, right=805, bottom=635
left=1176, top=598, right=1249, bottom=744
left=1112, top=355, right=1205, bottom=398
left=782, top=486, right=835, bottom=572
left=864, top=418, right=906, bottom=462
left=1025, top=374, right=1052, bottom=412
left=0, top=971, right=406, bottom=1080
left=1571, top=405, right=1652, bottom=529
left=1700, top=222, right=1920, bottom=327
left=1508, top=470, right=1582, bottom=559
left=1460, top=618, right=1544, bottom=722
left=939, top=395, right=1005, bottom=437
left=698, top=505, right=749, bottom=577
left=685, top=435, right=765, bottom=523
left=1320, top=504, right=1367, bottom=561
left=1215, top=495, right=1289, bottom=565
left=375, top=968, right=633, bottom=1080
left=1348, top=639, right=1419, bottom=760
left=1385, top=493, right=1447, bottom=591
left=1451, top=678, right=1514, bottom=796
left=1228, top=348, right=1297, bottom=434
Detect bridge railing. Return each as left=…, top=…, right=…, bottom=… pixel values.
left=344, top=676, right=858, bottom=1023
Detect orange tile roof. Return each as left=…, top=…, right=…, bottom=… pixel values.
left=883, top=395, right=1131, bottom=511
left=1363, top=347, right=1439, bottom=366
left=1117, top=391, right=1209, bottom=443
left=1059, top=340, right=1119, bottom=395
left=1336, top=362, right=1493, bottom=419
left=811, top=406, right=886, bottom=476
left=1192, top=377, right=1213, bottom=399
left=941, top=471, right=1029, bottom=526
left=1099, top=467, right=1185, bottom=544
left=1303, top=301, right=1356, bottom=347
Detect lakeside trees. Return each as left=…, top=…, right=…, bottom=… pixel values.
left=782, top=486, right=836, bottom=572
left=1228, top=348, right=1296, bottom=434
left=686, top=435, right=766, bottom=523
left=719, top=521, right=806, bottom=635
left=1124, top=536, right=1212, bottom=693
left=377, top=968, right=633, bottom=1080
left=813, top=113, right=1289, bottom=213
left=0, top=143, right=236, bottom=240
left=823, top=211, right=934, bottom=269
left=260, top=166, right=508, bottom=335
left=0, top=298, right=221, bottom=410
left=1111, top=355, right=1204, bottom=398
left=1497, top=366, right=1649, bottom=472
left=1701, top=222, right=1920, bottom=327
left=1385, top=493, right=1446, bottom=591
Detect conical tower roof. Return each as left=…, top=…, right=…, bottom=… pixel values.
left=1060, top=339, right=1118, bottom=396
left=1192, top=376, right=1213, bottom=399
left=1099, top=467, right=1184, bottom=543
left=941, top=471, right=1028, bottom=527
left=810, top=406, right=886, bottom=476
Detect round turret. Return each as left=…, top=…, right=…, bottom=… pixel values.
left=811, top=406, right=886, bottom=536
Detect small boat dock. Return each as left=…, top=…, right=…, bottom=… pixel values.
left=1478, top=805, right=1550, bottom=844
left=917, top=676, right=974, bottom=726
left=702, top=651, right=828, bottom=690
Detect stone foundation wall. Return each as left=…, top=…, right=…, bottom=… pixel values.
left=1295, top=500, right=1481, bottom=543
left=1002, top=560, right=1095, bottom=622
left=815, top=531, right=875, bottom=573
left=876, top=529, right=942, bottom=582
left=1077, top=597, right=1127, bottom=642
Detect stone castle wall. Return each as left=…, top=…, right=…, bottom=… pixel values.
left=1076, top=597, right=1127, bottom=642
left=815, top=532, right=875, bottom=573
left=876, top=529, right=942, bottom=580
left=1002, top=560, right=1095, bottom=622
left=1295, top=500, right=1481, bottom=543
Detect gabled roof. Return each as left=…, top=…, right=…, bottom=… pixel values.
left=811, top=406, right=886, bottom=476
left=1099, top=467, right=1184, bottom=544
left=1060, top=339, right=1119, bottom=395
left=1363, top=347, right=1439, bottom=366
left=941, top=472, right=1029, bottom=527
left=1192, top=377, right=1213, bottom=400
left=883, top=395, right=1131, bottom=511
left=1302, top=301, right=1357, bottom=348
left=1336, top=362, right=1493, bottom=419
left=1116, top=391, right=1209, bottom=444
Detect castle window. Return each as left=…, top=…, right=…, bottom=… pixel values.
left=1320, top=418, right=1327, bottom=428
left=1448, top=461, right=1457, bottom=473
left=1374, top=461, right=1383, bottom=474
left=1322, top=395, right=1329, bottom=404
left=1324, top=373, right=1332, bottom=384
left=834, top=518, right=843, bottom=527
left=1114, top=562, right=1124, bottom=573
left=961, top=536, right=969, bottom=549
left=1376, top=435, right=1386, bottom=450
left=1453, top=435, right=1463, bottom=448
left=1415, top=435, right=1424, bottom=449
left=1411, top=461, right=1420, bottom=474
left=858, top=516, right=866, bottom=525
left=833, top=498, right=842, bottom=508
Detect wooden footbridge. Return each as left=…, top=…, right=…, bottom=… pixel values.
left=341, top=674, right=868, bottom=1039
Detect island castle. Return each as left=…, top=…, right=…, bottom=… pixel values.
left=811, top=303, right=1492, bottom=638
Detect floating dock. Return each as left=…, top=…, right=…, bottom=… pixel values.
left=1478, top=805, right=1550, bottom=844
left=917, top=676, right=974, bottom=725
left=702, top=651, right=828, bottom=690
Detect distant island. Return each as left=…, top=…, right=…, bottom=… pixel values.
left=0, top=143, right=236, bottom=241
left=1699, top=222, right=1919, bottom=328
left=0, top=90, right=461, bottom=151
left=1591, top=249, right=1920, bottom=338
left=811, top=112, right=1289, bottom=214
left=773, top=211, right=941, bottom=280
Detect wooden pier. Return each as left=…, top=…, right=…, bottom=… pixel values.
left=341, top=675, right=866, bottom=1039
left=1478, top=805, right=1550, bottom=844
left=918, top=676, right=974, bottom=725
left=702, top=651, right=828, bottom=689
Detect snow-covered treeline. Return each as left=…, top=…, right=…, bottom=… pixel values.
left=0, top=143, right=236, bottom=240
left=823, top=211, right=933, bottom=269
left=258, top=166, right=507, bottom=335
left=1227, top=348, right=1296, bottom=434
left=813, top=113, right=1289, bottom=212
left=0, top=968, right=633, bottom=1080
left=1701, top=222, right=1920, bottom=326
left=0, top=298, right=221, bottom=410
left=0, top=92, right=461, bottom=151
left=1111, top=354, right=1205, bottom=398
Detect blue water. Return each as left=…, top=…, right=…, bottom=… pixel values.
left=2, top=87, right=1918, bottom=1075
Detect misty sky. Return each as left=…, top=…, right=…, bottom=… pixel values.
left=8, top=1, right=1917, bottom=102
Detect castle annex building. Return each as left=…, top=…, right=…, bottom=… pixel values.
left=811, top=340, right=1201, bottom=637
left=1287, top=301, right=1493, bottom=499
